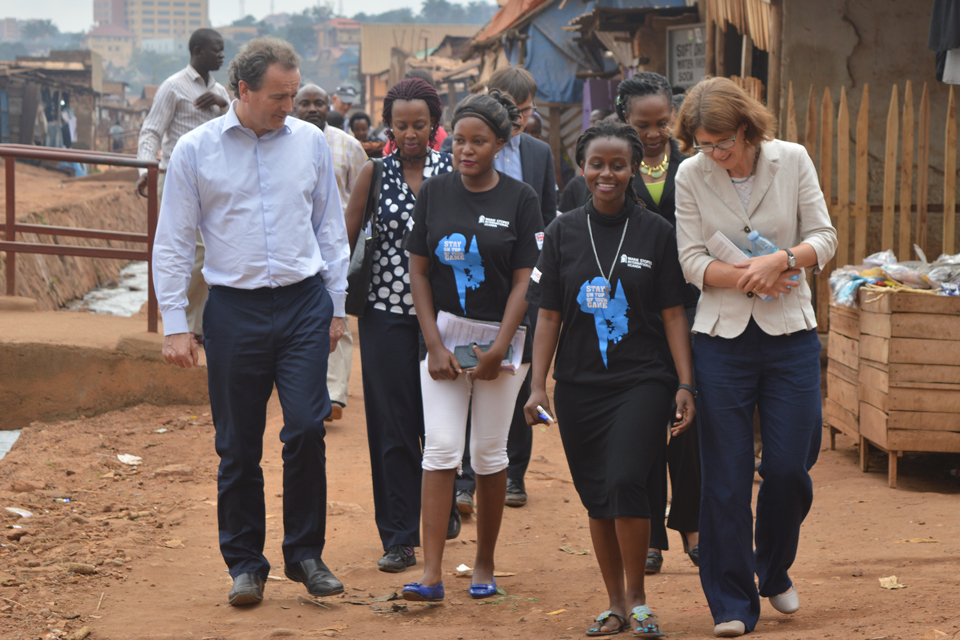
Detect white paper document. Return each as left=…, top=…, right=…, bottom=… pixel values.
left=436, top=310, right=525, bottom=372
left=706, top=230, right=750, bottom=265
left=705, top=230, right=770, bottom=300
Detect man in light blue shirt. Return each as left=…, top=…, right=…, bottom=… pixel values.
left=493, top=129, right=523, bottom=182
left=153, top=37, right=349, bottom=607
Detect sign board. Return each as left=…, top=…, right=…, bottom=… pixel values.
left=666, top=23, right=707, bottom=92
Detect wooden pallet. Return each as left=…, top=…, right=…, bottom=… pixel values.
left=826, top=302, right=860, bottom=449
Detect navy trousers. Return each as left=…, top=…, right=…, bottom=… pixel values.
left=357, top=305, right=424, bottom=550
left=694, top=319, right=822, bottom=631
left=204, top=273, right=333, bottom=580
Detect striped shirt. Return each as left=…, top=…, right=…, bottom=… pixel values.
left=137, top=64, right=230, bottom=175
left=322, top=124, right=368, bottom=208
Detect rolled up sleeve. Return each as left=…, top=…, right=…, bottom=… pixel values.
left=674, top=162, right=715, bottom=289
left=152, top=141, right=200, bottom=336
left=312, top=139, right=350, bottom=317
left=796, top=150, right=838, bottom=272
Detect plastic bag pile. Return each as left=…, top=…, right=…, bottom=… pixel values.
left=830, top=245, right=960, bottom=307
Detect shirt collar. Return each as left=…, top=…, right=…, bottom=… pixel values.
left=506, top=134, right=522, bottom=151
left=185, top=64, right=214, bottom=89
left=222, top=100, right=292, bottom=139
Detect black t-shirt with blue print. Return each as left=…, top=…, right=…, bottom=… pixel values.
left=526, top=199, right=687, bottom=389
left=403, top=171, right=544, bottom=359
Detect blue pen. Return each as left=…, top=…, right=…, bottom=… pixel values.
left=537, top=405, right=555, bottom=424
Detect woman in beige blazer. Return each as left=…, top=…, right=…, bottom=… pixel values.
left=673, top=77, right=837, bottom=638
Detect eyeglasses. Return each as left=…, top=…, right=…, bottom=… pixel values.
left=693, top=131, right=738, bottom=154
left=518, top=102, right=537, bottom=119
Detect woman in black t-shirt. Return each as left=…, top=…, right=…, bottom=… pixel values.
left=524, top=122, right=695, bottom=637
left=401, top=91, right=544, bottom=604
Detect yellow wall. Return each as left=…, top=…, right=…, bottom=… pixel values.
left=125, top=0, right=209, bottom=40
left=85, top=34, right=135, bottom=67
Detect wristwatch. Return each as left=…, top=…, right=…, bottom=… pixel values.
left=784, top=248, right=797, bottom=269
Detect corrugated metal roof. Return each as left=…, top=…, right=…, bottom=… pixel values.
left=359, top=23, right=481, bottom=75
left=472, top=0, right=554, bottom=44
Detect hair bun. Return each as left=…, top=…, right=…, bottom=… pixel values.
left=488, top=89, right=521, bottom=125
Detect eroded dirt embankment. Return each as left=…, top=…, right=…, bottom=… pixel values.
left=0, top=159, right=146, bottom=309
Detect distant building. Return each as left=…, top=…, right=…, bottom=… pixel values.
left=0, top=17, right=21, bottom=43
left=84, top=23, right=138, bottom=68
left=261, top=13, right=291, bottom=29
left=94, top=0, right=126, bottom=28
left=124, top=0, right=210, bottom=40
left=315, top=17, right=361, bottom=51
left=140, top=36, right=190, bottom=55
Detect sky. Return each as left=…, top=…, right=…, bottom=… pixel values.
left=6, top=0, right=433, bottom=33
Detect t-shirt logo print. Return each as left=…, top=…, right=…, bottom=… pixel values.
left=436, top=233, right=485, bottom=312
left=576, top=276, right=629, bottom=368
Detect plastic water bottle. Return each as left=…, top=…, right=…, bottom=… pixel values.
left=747, top=230, right=801, bottom=283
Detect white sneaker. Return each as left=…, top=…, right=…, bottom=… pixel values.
left=714, top=620, right=746, bottom=637
left=768, top=585, right=800, bottom=614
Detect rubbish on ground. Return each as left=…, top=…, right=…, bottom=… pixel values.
left=559, top=544, right=590, bottom=555
left=155, top=428, right=168, bottom=434
left=4, top=507, right=32, bottom=518
left=117, top=454, right=142, bottom=465
left=879, top=575, right=906, bottom=589
left=894, top=538, right=939, bottom=544
left=547, top=609, right=566, bottom=615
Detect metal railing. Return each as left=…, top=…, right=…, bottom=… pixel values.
left=0, top=144, right=159, bottom=332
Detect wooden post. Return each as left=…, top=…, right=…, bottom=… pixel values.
left=899, top=81, right=914, bottom=261
left=818, top=88, right=834, bottom=329
left=916, top=83, right=930, bottom=252
left=767, top=0, right=782, bottom=118
left=855, top=84, right=869, bottom=263
left=882, top=85, right=899, bottom=254
left=785, top=82, right=797, bottom=142
left=549, top=105, right=564, bottom=192
left=4, top=158, right=14, bottom=296
left=837, top=87, right=851, bottom=267
left=741, top=33, right=753, bottom=79
left=945, top=86, right=956, bottom=255
left=716, top=19, right=726, bottom=77
left=804, top=85, right=817, bottom=163
left=705, top=0, right=716, bottom=76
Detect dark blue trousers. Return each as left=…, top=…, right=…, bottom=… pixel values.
left=357, top=305, right=424, bottom=549
left=694, top=319, right=822, bottom=631
left=204, top=273, right=333, bottom=580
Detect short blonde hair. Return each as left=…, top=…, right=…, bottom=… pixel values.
left=672, top=76, right=776, bottom=154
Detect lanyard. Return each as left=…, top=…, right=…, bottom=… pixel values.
left=587, top=213, right=629, bottom=296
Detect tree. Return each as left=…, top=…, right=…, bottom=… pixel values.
left=351, top=8, right=417, bottom=23
left=22, top=19, right=59, bottom=41
left=0, top=41, right=28, bottom=62
left=232, top=15, right=257, bottom=27
left=281, top=9, right=318, bottom=58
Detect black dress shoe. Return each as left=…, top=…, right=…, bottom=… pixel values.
left=505, top=478, right=527, bottom=507
left=456, top=490, right=475, bottom=515
left=228, top=572, right=264, bottom=606
left=284, top=558, right=344, bottom=597
left=645, top=550, right=663, bottom=574
left=378, top=544, right=416, bottom=573
left=447, top=503, right=462, bottom=540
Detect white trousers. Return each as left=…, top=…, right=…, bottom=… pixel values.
left=420, top=361, right=530, bottom=475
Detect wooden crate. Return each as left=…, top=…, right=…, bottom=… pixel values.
left=855, top=288, right=960, bottom=487
left=826, top=302, right=860, bottom=447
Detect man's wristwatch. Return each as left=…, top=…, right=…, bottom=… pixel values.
left=784, top=248, right=797, bottom=269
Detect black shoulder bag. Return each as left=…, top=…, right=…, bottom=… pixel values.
left=345, top=158, right=383, bottom=317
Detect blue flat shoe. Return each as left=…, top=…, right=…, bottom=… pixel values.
left=469, top=578, right=497, bottom=599
left=401, top=581, right=444, bottom=602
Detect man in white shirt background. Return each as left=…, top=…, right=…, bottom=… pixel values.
left=294, top=83, right=367, bottom=422
left=137, top=28, right=229, bottom=343
left=153, top=37, right=349, bottom=607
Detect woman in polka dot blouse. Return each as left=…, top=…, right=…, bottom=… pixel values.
left=344, top=78, right=454, bottom=573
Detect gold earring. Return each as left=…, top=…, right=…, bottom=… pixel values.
left=495, top=152, right=499, bottom=159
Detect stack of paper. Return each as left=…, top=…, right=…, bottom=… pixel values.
left=436, top=311, right=525, bottom=372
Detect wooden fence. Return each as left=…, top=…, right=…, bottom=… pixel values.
left=783, top=81, right=958, bottom=329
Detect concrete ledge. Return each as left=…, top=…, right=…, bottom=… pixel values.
left=0, top=297, right=39, bottom=312
left=116, top=332, right=164, bottom=361
left=0, top=342, right=208, bottom=431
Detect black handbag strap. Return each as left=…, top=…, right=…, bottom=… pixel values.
left=362, top=158, right=384, bottom=239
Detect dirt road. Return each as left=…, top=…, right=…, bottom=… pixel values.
left=2, top=330, right=960, bottom=640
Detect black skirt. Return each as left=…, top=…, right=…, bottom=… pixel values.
left=554, top=380, right=672, bottom=519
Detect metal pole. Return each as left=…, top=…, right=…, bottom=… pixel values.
left=5, top=158, right=15, bottom=296
left=147, top=165, right=159, bottom=333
